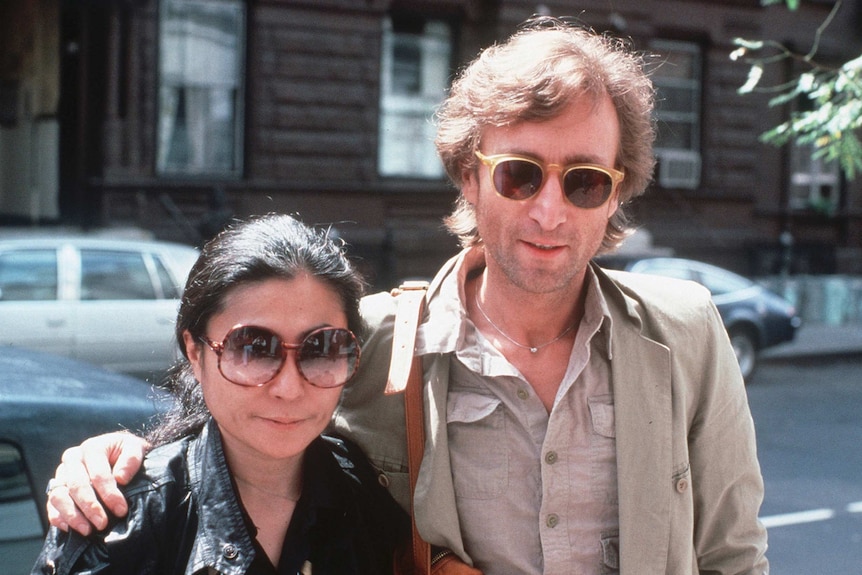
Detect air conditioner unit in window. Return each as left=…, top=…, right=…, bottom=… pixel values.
left=657, top=149, right=701, bottom=190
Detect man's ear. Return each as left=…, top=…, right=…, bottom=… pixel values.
left=462, top=167, right=479, bottom=205
left=606, top=190, right=622, bottom=219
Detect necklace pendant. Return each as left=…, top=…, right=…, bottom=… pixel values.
left=529, top=347, right=538, bottom=353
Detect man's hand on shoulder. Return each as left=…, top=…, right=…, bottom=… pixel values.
left=46, top=431, right=149, bottom=535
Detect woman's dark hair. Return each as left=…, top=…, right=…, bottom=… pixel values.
left=147, top=213, right=366, bottom=446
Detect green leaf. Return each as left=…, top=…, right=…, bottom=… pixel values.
left=738, top=64, right=764, bottom=94
left=732, top=38, right=765, bottom=50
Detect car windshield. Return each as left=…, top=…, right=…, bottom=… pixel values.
left=696, top=267, right=754, bottom=296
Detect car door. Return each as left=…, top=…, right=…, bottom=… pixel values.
left=73, top=248, right=180, bottom=375
left=0, top=247, right=74, bottom=357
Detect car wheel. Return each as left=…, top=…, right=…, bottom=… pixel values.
left=729, top=329, right=757, bottom=382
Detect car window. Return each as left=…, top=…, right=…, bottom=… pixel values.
left=0, top=442, right=44, bottom=571
left=80, top=250, right=157, bottom=300
left=632, top=261, right=694, bottom=282
left=0, top=250, right=58, bottom=301
left=696, top=268, right=753, bottom=296
left=153, top=256, right=183, bottom=299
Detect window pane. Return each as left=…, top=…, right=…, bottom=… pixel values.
left=0, top=442, right=44, bottom=573
left=789, top=144, right=840, bottom=213
left=0, top=250, right=57, bottom=301
left=157, top=0, right=245, bottom=176
left=650, top=40, right=701, bottom=153
left=698, top=268, right=753, bottom=296
left=80, top=251, right=156, bottom=300
left=656, top=120, right=695, bottom=149
left=378, top=17, right=451, bottom=178
left=153, top=257, right=183, bottom=299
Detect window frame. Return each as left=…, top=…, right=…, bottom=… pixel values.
left=377, top=15, right=453, bottom=179
left=156, top=0, right=246, bottom=178
left=649, top=39, right=703, bottom=190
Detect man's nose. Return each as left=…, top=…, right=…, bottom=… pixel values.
left=528, top=170, right=568, bottom=229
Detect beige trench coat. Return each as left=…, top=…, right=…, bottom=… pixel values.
left=332, top=251, right=768, bottom=575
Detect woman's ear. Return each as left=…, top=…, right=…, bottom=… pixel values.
left=183, top=330, right=205, bottom=381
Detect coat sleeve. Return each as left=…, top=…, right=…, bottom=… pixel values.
left=30, top=506, right=162, bottom=575
left=688, top=300, right=769, bottom=574
left=31, top=526, right=111, bottom=575
left=331, top=290, right=414, bottom=512
left=31, top=472, right=187, bottom=575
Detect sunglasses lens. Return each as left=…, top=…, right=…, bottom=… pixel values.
left=297, top=328, right=360, bottom=388
left=564, top=168, right=614, bottom=208
left=222, top=326, right=284, bottom=386
left=493, top=159, right=544, bottom=200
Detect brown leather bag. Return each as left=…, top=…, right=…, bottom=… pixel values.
left=386, top=282, right=482, bottom=575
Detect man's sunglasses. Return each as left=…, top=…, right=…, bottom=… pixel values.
left=199, top=325, right=360, bottom=388
left=475, top=150, right=625, bottom=209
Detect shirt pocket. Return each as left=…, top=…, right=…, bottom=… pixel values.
left=588, top=394, right=616, bottom=438
left=447, top=391, right=508, bottom=500
left=588, top=394, right=618, bottom=500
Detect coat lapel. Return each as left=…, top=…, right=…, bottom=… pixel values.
left=612, top=316, right=673, bottom=573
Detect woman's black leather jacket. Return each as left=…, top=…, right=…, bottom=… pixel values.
left=32, top=419, right=409, bottom=574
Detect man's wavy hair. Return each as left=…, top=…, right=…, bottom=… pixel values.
left=436, top=17, right=656, bottom=255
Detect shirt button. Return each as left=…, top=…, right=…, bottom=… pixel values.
left=546, top=513, right=559, bottom=528
left=517, top=388, right=529, bottom=400
left=676, top=478, right=689, bottom=493
left=545, top=451, right=558, bottom=464
left=222, top=543, right=239, bottom=560
left=378, top=472, right=390, bottom=488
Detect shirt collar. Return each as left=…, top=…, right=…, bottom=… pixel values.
left=417, top=247, right=614, bottom=360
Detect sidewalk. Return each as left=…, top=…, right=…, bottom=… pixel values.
left=759, top=322, right=862, bottom=362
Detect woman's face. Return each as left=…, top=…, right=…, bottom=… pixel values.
left=184, top=275, right=348, bottom=464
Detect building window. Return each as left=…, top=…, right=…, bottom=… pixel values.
left=157, top=0, right=245, bottom=177
left=378, top=16, right=451, bottom=178
left=789, top=144, right=840, bottom=214
left=650, top=40, right=702, bottom=189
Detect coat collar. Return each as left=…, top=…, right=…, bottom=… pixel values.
left=186, top=420, right=256, bottom=575
left=587, top=266, right=675, bottom=571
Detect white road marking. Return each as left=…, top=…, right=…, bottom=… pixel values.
left=761, top=502, right=862, bottom=528
left=760, top=509, right=835, bottom=528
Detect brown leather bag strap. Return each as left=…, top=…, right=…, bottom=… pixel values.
left=385, top=280, right=431, bottom=575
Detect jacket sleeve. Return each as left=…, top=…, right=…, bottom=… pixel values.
left=31, top=526, right=111, bottom=575
left=31, top=472, right=188, bottom=575
left=688, top=300, right=769, bottom=574
left=331, top=290, right=414, bottom=511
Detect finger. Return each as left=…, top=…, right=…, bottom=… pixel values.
left=109, top=435, right=150, bottom=486
left=78, top=437, right=130, bottom=521
left=46, top=483, right=81, bottom=535
left=47, top=458, right=96, bottom=536
left=61, top=445, right=112, bottom=532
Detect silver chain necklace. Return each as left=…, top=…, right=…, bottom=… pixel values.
left=474, top=293, right=576, bottom=353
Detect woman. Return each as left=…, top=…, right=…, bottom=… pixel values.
left=32, top=214, right=409, bottom=574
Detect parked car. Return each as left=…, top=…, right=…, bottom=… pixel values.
left=0, top=236, right=198, bottom=379
left=597, top=256, right=801, bottom=380
left=0, top=345, right=170, bottom=574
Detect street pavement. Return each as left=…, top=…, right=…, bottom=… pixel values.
left=759, top=322, right=862, bottom=362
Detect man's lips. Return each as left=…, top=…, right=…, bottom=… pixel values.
left=522, top=239, right=565, bottom=251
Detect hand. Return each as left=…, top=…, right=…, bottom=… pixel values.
left=46, top=431, right=149, bottom=535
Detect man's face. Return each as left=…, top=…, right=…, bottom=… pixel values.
left=462, top=94, right=622, bottom=296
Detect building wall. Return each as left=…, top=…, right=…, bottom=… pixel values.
left=3, top=0, right=859, bottom=290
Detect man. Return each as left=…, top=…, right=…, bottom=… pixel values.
left=46, top=17, right=768, bottom=574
